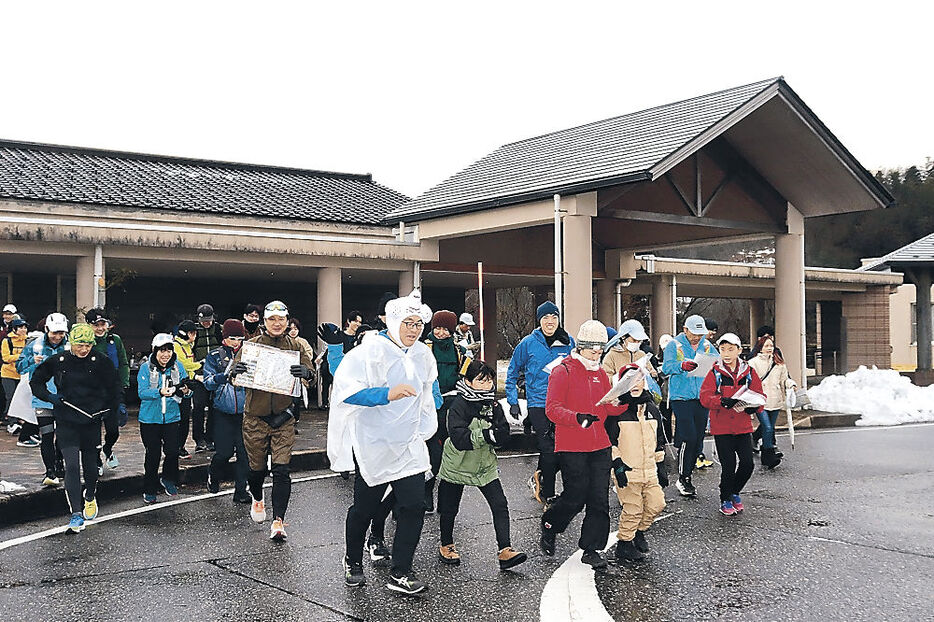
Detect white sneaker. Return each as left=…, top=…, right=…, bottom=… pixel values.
left=270, top=518, right=287, bottom=541
left=250, top=497, right=267, bottom=523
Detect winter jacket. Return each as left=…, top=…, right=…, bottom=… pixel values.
left=699, top=359, right=763, bottom=435
left=426, top=335, right=462, bottom=394
left=602, top=346, right=656, bottom=381
left=545, top=353, right=624, bottom=453
left=235, top=332, right=313, bottom=418
left=203, top=345, right=246, bottom=415
left=173, top=337, right=200, bottom=377
left=16, top=334, right=68, bottom=409
left=605, top=394, right=665, bottom=484
left=661, top=333, right=716, bottom=401
left=137, top=353, right=188, bottom=424
left=439, top=395, right=509, bottom=487
left=1, top=333, right=26, bottom=379
left=506, top=327, right=576, bottom=408
left=93, top=332, right=130, bottom=388
left=30, top=351, right=121, bottom=426
left=194, top=322, right=223, bottom=363
left=748, top=354, right=796, bottom=411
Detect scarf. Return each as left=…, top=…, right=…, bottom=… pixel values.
left=571, top=349, right=601, bottom=371
left=456, top=378, right=495, bottom=403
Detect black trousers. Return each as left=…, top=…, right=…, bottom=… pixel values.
left=100, top=414, right=119, bottom=462
left=176, top=397, right=192, bottom=453
left=541, top=448, right=611, bottom=552
left=714, top=433, right=754, bottom=502
left=346, top=470, right=425, bottom=574
left=210, top=412, right=248, bottom=494
left=56, top=420, right=102, bottom=514
left=140, top=422, right=180, bottom=495
left=36, top=411, right=61, bottom=475
left=191, top=382, right=213, bottom=445
left=528, top=406, right=560, bottom=499
left=438, top=478, right=511, bottom=550
left=672, top=399, right=708, bottom=480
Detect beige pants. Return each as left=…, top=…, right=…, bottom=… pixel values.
left=616, top=480, right=665, bottom=541
left=242, top=414, right=295, bottom=470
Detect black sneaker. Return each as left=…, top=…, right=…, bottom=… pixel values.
left=581, top=550, right=608, bottom=569
left=387, top=571, right=426, bottom=596
left=676, top=476, right=696, bottom=497
left=367, top=537, right=391, bottom=567
left=233, top=491, right=252, bottom=504
left=615, top=539, right=646, bottom=563
left=540, top=527, right=556, bottom=556
left=207, top=473, right=219, bottom=494
left=633, top=530, right=649, bottom=553
left=343, top=556, right=366, bottom=587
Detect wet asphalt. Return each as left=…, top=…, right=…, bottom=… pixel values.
left=0, top=424, right=932, bottom=622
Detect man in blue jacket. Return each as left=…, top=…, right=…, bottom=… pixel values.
left=661, top=314, right=716, bottom=497
left=203, top=319, right=251, bottom=503
left=505, top=301, right=575, bottom=506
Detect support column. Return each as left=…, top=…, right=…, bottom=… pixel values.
left=595, top=279, right=616, bottom=328
left=481, top=287, right=498, bottom=364
left=76, top=254, right=96, bottom=320
left=317, top=267, right=342, bottom=336
left=775, top=203, right=806, bottom=386
left=399, top=268, right=415, bottom=296
left=911, top=269, right=933, bottom=371
left=651, top=275, right=676, bottom=339
left=562, top=193, right=595, bottom=334
left=749, top=298, right=766, bottom=345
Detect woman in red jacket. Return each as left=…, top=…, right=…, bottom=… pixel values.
left=540, top=320, right=624, bottom=569
left=699, top=333, right=764, bottom=516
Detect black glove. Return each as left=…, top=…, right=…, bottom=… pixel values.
left=481, top=427, right=498, bottom=446
left=720, top=397, right=739, bottom=409
left=176, top=378, right=196, bottom=392
left=656, top=462, right=669, bottom=488
left=612, top=457, right=630, bottom=488
left=317, top=322, right=343, bottom=345
left=509, top=403, right=521, bottom=417
left=229, top=361, right=248, bottom=378
left=576, top=413, right=599, bottom=429
left=117, top=403, right=129, bottom=427
left=290, top=364, right=312, bottom=380
left=744, top=406, right=759, bottom=414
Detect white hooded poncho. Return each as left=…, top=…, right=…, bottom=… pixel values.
left=327, top=290, right=438, bottom=487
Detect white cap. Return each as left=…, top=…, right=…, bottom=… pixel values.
left=618, top=319, right=649, bottom=342
left=151, top=333, right=174, bottom=349
left=45, top=313, right=68, bottom=333
left=658, top=333, right=674, bottom=350
left=263, top=300, right=289, bottom=319
left=2, top=304, right=16, bottom=313
left=458, top=313, right=475, bottom=326
left=716, top=332, right=742, bottom=347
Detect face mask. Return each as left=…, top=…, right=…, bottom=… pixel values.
left=244, top=320, right=259, bottom=332
left=626, top=342, right=641, bottom=353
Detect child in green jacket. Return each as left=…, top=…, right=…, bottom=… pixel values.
left=437, top=359, right=527, bottom=570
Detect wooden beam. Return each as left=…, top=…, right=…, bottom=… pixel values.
left=700, top=172, right=732, bottom=217
left=664, top=175, right=698, bottom=217
left=596, top=183, right=642, bottom=210
left=601, top=209, right=786, bottom=234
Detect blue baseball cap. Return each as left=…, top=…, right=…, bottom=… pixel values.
left=683, top=315, right=708, bottom=336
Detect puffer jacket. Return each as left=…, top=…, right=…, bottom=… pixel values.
left=439, top=394, right=509, bottom=487
left=506, top=327, right=576, bottom=408
left=30, top=350, right=121, bottom=426
left=173, top=337, right=200, bottom=377
left=699, top=359, right=764, bottom=435
left=748, top=354, right=796, bottom=411
left=605, top=393, right=665, bottom=484
left=661, top=333, right=716, bottom=401
left=203, top=344, right=246, bottom=415
left=1, top=333, right=26, bottom=379
left=545, top=353, right=624, bottom=453
left=17, top=334, right=69, bottom=409
left=235, top=332, right=314, bottom=418
left=137, top=352, right=188, bottom=424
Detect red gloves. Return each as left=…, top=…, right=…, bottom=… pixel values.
left=681, top=360, right=698, bottom=372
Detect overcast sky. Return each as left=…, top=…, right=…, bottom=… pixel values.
left=1, top=2, right=931, bottom=198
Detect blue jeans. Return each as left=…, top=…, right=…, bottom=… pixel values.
left=757, top=410, right=780, bottom=448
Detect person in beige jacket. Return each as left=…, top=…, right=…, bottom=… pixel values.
left=602, top=319, right=657, bottom=380
left=747, top=334, right=796, bottom=469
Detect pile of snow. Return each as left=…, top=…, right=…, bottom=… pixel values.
left=809, top=366, right=934, bottom=426
left=0, top=481, right=26, bottom=493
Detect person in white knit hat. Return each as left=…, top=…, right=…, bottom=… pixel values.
left=539, top=320, right=624, bottom=570
left=329, top=289, right=440, bottom=596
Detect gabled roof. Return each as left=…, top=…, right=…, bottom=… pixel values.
left=388, top=77, right=892, bottom=222
left=0, top=140, right=408, bottom=225
left=860, top=233, right=934, bottom=271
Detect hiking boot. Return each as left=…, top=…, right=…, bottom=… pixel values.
left=207, top=472, right=220, bottom=494
left=83, top=497, right=99, bottom=521
left=581, top=550, right=608, bottom=569
left=497, top=547, right=528, bottom=570
left=66, top=512, right=85, bottom=534
left=676, top=477, right=696, bottom=497
left=250, top=496, right=267, bottom=523
left=731, top=494, right=744, bottom=513
left=528, top=470, right=543, bottom=504
left=720, top=500, right=737, bottom=516
left=540, top=526, right=556, bottom=556
left=633, top=530, right=649, bottom=553
left=615, top=539, right=645, bottom=563
left=270, top=518, right=287, bottom=541
left=367, top=537, right=391, bottom=567
left=438, top=543, right=461, bottom=565
left=161, top=478, right=178, bottom=496
left=343, top=556, right=366, bottom=587
left=387, top=571, right=427, bottom=596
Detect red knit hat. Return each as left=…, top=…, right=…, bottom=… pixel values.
left=431, top=310, right=458, bottom=332
left=222, top=319, right=246, bottom=339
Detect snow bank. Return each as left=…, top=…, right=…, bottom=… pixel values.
left=809, top=366, right=934, bottom=426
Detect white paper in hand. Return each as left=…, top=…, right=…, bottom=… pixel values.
left=730, top=385, right=767, bottom=411
left=688, top=352, right=719, bottom=378
left=598, top=367, right=646, bottom=405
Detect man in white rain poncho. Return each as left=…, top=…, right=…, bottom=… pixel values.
left=328, top=289, right=439, bottom=596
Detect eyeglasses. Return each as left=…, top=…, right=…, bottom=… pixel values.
left=401, top=320, right=425, bottom=330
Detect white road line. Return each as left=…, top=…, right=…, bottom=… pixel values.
left=0, top=471, right=340, bottom=552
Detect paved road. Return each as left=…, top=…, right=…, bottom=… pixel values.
left=0, top=424, right=932, bottom=621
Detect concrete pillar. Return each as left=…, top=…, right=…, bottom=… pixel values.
left=775, top=203, right=806, bottom=386
left=481, top=287, right=498, bottom=364
left=595, top=279, right=616, bottom=328
left=399, top=268, right=415, bottom=296
left=76, top=254, right=96, bottom=320
left=911, top=270, right=932, bottom=371
left=749, top=298, right=766, bottom=345
left=562, top=213, right=593, bottom=335
left=317, top=267, right=342, bottom=335
left=651, top=275, right=676, bottom=339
